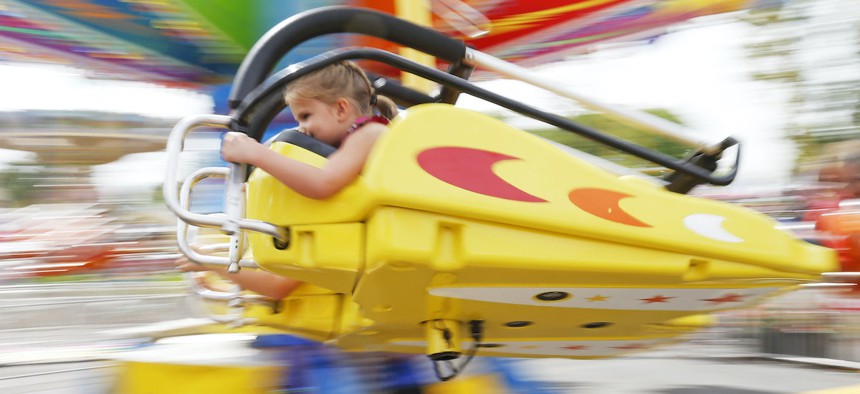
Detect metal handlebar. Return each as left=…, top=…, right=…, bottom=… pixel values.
left=164, top=114, right=289, bottom=268
left=185, top=272, right=275, bottom=325
left=176, top=167, right=258, bottom=268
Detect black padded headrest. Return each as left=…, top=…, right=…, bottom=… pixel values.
left=269, top=129, right=337, bottom=158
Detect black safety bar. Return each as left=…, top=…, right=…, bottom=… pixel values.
left=229, top=6, right=468, bottom=109
left=366, top=72, right=437, bottom=107
left=437, top=61, right=476, bottom=105
left=229, top=48, right=739, bottom=187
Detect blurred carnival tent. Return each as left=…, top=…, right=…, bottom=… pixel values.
left=1, top=0, right=763, bottom=89
left=0, top=0, right=772, bottom=161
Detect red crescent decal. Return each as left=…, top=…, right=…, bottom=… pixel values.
left=568, top=188, right=651, bottom=227
left=417, top=147, right=546, bottom=202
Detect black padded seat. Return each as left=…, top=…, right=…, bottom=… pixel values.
left=268, top=129, right=336, bottom=158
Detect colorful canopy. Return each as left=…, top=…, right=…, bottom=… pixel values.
left=0, top=0, right=759, bottom=87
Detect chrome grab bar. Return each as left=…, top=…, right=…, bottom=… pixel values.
left=173, top=166, right=278, bottom=326
left=164, top=114, right=289, bottom=271
left=177, top=167, right=258, bottom=268
left=185, top=272, right=274, bottom=326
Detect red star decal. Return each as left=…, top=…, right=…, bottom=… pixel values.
left=640, top=295, right=674, bottom=304
left=613, top=343, right=647, bottom=350
left=702, top=293, right=745, bottom=305
left=564, top=345, right=588, bottom=351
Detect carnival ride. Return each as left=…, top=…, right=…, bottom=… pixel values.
left=0, top=1, right=853, bottom=392
left=162, top=6, right=838, bottom=382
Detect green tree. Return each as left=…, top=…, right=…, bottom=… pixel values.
left=0, top=162, right=41, bottom=207
left=527, top=108, right=691, bottom=172
left=742, top=0, right=860, bottom=168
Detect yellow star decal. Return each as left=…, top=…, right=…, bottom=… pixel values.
left=587, top=295, right=608, bottom=302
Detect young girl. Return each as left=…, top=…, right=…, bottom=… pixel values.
left=179, top=62, right=398, bottom=298
left=220, top=60, right=398, bottom=199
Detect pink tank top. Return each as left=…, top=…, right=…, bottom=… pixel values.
left=346, top=115, right=389, bottom=136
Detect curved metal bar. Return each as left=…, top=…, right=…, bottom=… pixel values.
left=176, top=167, right=258, bottom=268
left=366, top=72, right=437, bottom=107
left=185, top=272, right=277, bottom=326
left=187, top=272, right=241, bottom=302
left=164, top=115, right=289, bottom=242
left=229, top=6, right=467, bottom=108
left=194, top=243, right=230, bottom=253
left=164, top=114, right=232, bottom=229
left=186, top=271, right=277, bottom=304
left=232, top=48, right=739, bottom=186
left=184, top=272, right=245, bottom=324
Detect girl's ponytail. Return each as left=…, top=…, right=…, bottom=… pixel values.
left=374, top=95, right=398, bottom=120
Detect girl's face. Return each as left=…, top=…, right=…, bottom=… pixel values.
left=289, top=97, right=352, bottom=146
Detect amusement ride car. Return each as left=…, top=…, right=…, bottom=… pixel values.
left=162, top=6, right=838, bottom=382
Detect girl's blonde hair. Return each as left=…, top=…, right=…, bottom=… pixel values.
left=285, top=61, right=398, bottom=120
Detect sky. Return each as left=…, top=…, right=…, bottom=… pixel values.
left=0, top=63, right=214, bottom=117
left=0, top=13, right=797, bottom=196
left=460, top=15, right=794, bottom=188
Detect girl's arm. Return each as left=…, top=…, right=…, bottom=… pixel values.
left=176, top=258, right=302, bottom=300
left=221, top=124, right=385, bottom=199
left=213, top=267, right=302, bottom=300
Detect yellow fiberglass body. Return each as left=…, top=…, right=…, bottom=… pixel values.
left=243, top=103, right=836, bottom=359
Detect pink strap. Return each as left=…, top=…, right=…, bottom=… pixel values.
left=347, top=115, right=389, bottom=135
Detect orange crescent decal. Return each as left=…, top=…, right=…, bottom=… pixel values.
left=568, top=188, right=651, bottom=227
left=417, top=147, right=547, bottom=202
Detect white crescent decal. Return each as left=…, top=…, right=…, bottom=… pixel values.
left=684, top=214, right=744, bottom=243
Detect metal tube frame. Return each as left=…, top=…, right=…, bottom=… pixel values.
left=164, top=115, right=288, bottom=269
left=176, top=167, right=259, bottom=268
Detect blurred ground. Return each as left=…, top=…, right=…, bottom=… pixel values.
left=2, top=333, right=859, bottom=394
left=0, top=279, right=858, bottom=393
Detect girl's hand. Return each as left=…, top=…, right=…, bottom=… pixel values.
left=221, top=132, right=263, bottom=165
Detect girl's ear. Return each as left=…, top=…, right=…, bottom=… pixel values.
left=334, top=98, right=352, bottom=121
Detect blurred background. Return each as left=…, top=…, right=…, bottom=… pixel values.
left=1, top=0, right=860, bottom=392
